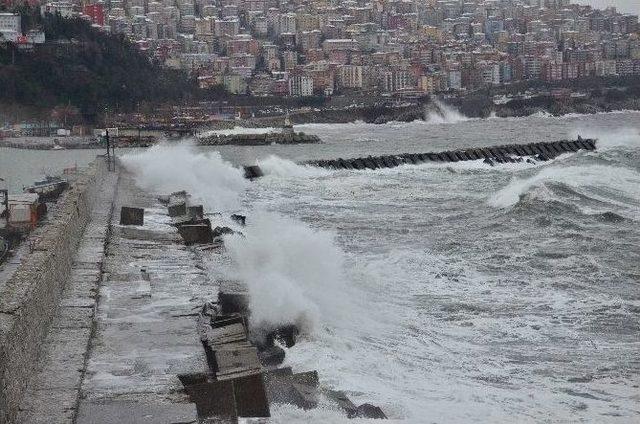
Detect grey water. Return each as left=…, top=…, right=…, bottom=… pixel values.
left=2, top=111, right=639, bottom=422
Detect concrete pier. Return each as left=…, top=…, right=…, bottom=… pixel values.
left=0, top=158, right=113, bottom=424
left=1, top=156, right=389, bottom=423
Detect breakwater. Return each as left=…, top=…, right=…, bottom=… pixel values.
left=197, top=131, right=321, bottom=146
left=0, top=132, right=321, bottom=150
left=243, top=138, right=596, bottom=177
left=0, top=157, right=110, bottom=424
left=305, top=138, right=596, bottom=170
left=155, top=191, right=387, bottom=420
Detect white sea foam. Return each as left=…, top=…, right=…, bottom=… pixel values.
left=568, top=127, right=640, bottom=151
left=488, top=164, right=640, bottom=210
left=258, top=155, right=331, bottom=178
left=120, top=142, right=247, bottom=212
left=122, top=142, right=350, bottom=336
left=223, top=212, right=351, bottom=334
left=426, top=99, right=469, bottom=124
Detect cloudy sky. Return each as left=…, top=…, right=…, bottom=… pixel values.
left=575, top=0, right=640, bottom=15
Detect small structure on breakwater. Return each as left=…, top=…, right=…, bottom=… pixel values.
left=242, top=138, right=596, bottom=177
left=197, top=131, right=321, bottom=146
left=198, top=118, right=321, bottom=146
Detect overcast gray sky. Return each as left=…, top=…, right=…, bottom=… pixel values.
left=575, top=0, right=640, bottom=15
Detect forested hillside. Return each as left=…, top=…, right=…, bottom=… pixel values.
left=0, top=8, right=198, bottom=122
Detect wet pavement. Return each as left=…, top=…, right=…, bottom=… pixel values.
left=19, top=167, right=215, bottom=423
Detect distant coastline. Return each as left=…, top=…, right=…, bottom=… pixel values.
left=1, top=105, right=638, bottom=151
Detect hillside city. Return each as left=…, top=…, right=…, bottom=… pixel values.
left=1, top=0, right=639, bottom=98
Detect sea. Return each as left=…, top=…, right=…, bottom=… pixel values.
left=2, top=109, right=639, bottom=422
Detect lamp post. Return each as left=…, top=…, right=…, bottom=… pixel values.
left=0, top=177, right=8, bottom=225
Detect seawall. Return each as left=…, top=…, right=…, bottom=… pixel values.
left=0, top=157, right=110, bottom=424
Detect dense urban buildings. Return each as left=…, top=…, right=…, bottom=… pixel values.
left=3, top=0, right=640, bottom=96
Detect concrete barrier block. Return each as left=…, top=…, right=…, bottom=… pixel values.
left=244, top=165, right=263, bottom=179
left=231, top=214, right=246, bottom=226
left=363, top=158, right=377, bottom=169
left=212, top=226, right=235, bottom=239
left=356, top=403, right=387, bottom=419
left=233, top=373, right=270, bottom=417
left=538, top=143, right=556, bottom=157
left=119, top=207, right=144, bottom=226
left=583, top=139, right=597, bottom=150
left=548, top=142, right=564, bottom=154
left=184, top=380, right=236, bottom=418
left=168, top=202, right=187, bottom=217
left=522, top=145, right=535, bottom=156
left=257, top=345, right=286, bottom=367
left=188, top=205, right=204, bottom=219
left=566, top=141, right=580, bottom=152
left=480, top=148, right=493, bottom=158
left=215, top=344, right=262, bottom=380
left=444, top=152, right=458, bottom=162
left=326, top=160, right=339, bottom=169
left=455, top=152, right=468, bottom=161
left=513, top=146, right=527, bottom=156
left=326, top=390, right=358, bottom=418
left=178, top=224, right=213, bottom=245
left=352, top=159, right=365, bottom=170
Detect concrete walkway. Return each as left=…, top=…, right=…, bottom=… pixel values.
left=17, top=168, right=119, bottom=423
left=76, top=168, right=210, bottom=423
left=18, top=167, right=210, bottom=423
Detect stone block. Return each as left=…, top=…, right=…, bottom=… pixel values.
left=356, top=403, right=387, bottom=419
left=215, top=344, right=262, bottom=380
left=119, top=207, right=144, bottom=226
left=233, top=373, right=270, bottom=417
left=244, top=166, right=263, bottom=179
left=178, top=224, right=213, bottom=245
left=188, top=205, right=204, bottom=219
left=230, top=214, right=246, bottom=226
left=168, top=202, right=187, bottom=217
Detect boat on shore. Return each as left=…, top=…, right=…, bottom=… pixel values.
left=24, top=176, right=68, bottom=201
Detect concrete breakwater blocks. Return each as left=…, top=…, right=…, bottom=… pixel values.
left=167, top=202, right=187, bottom=217
left=242, top=138, right=597, bottom=178
left=198, top=132, right=321, bottom=146
left=119, top=206, right=144, bottom=226
left=0, top=158, right=109, bottom=424
left=166, top=193, right=386, bottom=420
left=178, top=224, right=213, bottom=245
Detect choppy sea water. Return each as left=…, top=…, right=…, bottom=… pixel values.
left=4, top=111, right=640, bottom=422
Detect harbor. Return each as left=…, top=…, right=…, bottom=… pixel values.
left=0, top=111, right=639, bottom=423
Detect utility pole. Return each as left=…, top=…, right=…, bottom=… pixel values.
left=105, top=128, right=111, bottom=171
left=0, top=177, right=8, bottom=226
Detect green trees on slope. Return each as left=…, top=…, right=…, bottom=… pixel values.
left=0, top=10, right=198, bottom=123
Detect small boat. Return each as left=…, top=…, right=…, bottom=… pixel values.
left=24, top=175, right=68, bottom=201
